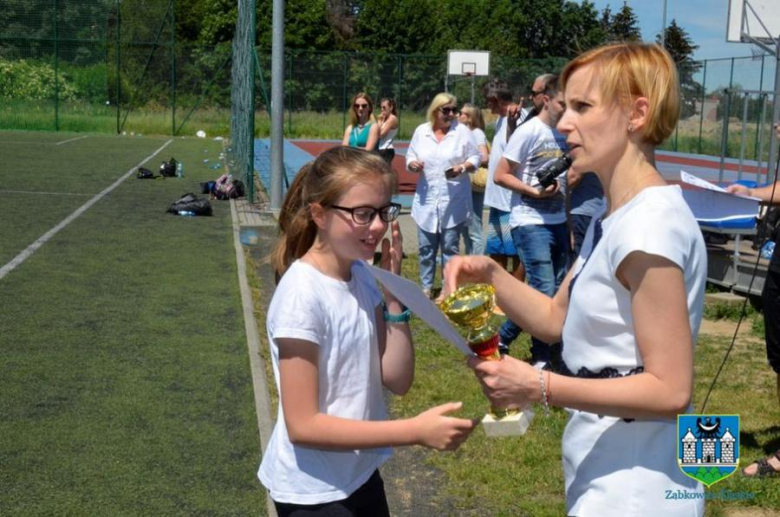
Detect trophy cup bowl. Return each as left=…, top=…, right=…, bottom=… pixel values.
left=440, top=284, right=534, bottom=437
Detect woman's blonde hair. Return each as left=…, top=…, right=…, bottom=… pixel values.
left=560, top=42, right=680, bottom=145
left=271, top=146, right=396, bottom=278
left=426, top=92, right=457, bottom=126
left=348, top=92, right=377, bottom=127
left=459, top=103, right=485, bottom=131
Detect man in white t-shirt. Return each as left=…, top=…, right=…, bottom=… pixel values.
left=493, top=74, right=569, bottom=368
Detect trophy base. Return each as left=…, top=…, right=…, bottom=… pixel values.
left=482, top=408, right=534, bottom=437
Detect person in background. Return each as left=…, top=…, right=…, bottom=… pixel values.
left=260, top=147, right=476, bottom=516
left=493, top=74, right=569, bottom=365
left=568, top=169, right=605, bottom=259
left=458, top=103, right=490, bottom=255
left=482, top=79, right=527, bottom=282
left=446, top=42, right=706, bottom=516
left=406, top=93, right=480, bottom=300
left=377, top=98, right=399, bottom=165
left=342, top=92, right=379, bottom=151
left=728, top=121, right=780, bottom=477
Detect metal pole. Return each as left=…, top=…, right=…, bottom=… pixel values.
left=342, top=53, right=348, bottom=133
left=738, top=92, right=749, bottom=181
left=768, top=49, right=780, bottom=183
left=54, top=0, right=59, bottom=131
left=698, top=60, right=707, bottom=154
left=116, top=0, right=121, bottom=134
left=270, top=0, right=285, bottom=210
left=470, top=74, right=475, bottom=104
left=170, top=0, right=176, bottom=136
left=661, top=0, right=667, bottom=49
left=719, top=89, right=731, bottom=185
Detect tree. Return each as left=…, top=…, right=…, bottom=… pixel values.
left=607, top=2, right=641, bottom=42
left=657, top=19, right=703, bottom=119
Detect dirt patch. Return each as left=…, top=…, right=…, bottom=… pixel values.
left=699, top=318, right=763, bottom=346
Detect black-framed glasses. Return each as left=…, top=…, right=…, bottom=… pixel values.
left=530, top=90, right=544, bottom=96
left=354, top=103, right=369, bottom=109
left=439, top=107, right=458, bottom=115
left=331, top=203, right=402, bottom=225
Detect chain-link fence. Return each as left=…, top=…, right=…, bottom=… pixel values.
left=0, top=0, right=776, bottom=172
left=0, top=0, right=231, bottom=136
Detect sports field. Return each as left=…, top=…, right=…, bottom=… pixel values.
left=0, top=132, right=267, bottom=515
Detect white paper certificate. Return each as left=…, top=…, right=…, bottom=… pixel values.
left=366, top=265, right=471, bottom=355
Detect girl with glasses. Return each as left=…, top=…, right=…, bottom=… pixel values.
left=260, top=146, right=476, bottom=516
left=406, top=93, right=481, bottom=300
left=342, top=92, right=379, bottom=151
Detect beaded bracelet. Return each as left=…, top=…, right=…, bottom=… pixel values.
left=383, top=302, right=411, bottom=323
left=539, top=368, right=550, bottom=416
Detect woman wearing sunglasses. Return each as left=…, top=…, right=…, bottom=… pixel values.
left=342, top=92, right=380, bottom=151
left=406, top=93, right=480, bottom=300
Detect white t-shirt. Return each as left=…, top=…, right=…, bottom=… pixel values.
left=378, top=121, right=398, bottom=150
left=471, top=127, right=487, bottom=147
left=258, top=260, right=391, bottom=505
left=561, top=186, right=706, bottom=516
left=406, top=122, right=480, bottom=232
left=484, top=116, right=513, bottom=211
left=502, top=116, right=568, bottom=227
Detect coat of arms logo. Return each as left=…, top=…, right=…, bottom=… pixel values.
left=677, top=414, right=740, bottom=487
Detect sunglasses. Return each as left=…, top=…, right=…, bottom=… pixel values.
left=530, top=90, right=544, bottom=96
left=331, top=203, right=402, bottom=225
left=354, top=103, right=369, bottom=109
left=439, top=107, right=458, bottom=115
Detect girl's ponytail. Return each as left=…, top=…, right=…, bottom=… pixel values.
left=271, top=163, right=317, bottom=279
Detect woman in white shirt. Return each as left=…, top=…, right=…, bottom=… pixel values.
left=444, top=43, right=706, bottom=516
left=406, top=93, right=480, bottom=299
left=377, top=98, right=399, bottom=165
left=458, top=103, right=490, bottom=255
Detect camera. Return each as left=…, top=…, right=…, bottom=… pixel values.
left=445, top=167, right=457, bottom=179
left=536, top=153, right=572, bottom=189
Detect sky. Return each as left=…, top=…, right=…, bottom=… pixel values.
left=582, top=0, right=760, bottom=61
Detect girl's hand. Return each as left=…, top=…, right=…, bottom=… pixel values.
left=379, top=221, right=403, bottom=275
left=726, top=183, right=752, bottom=197
left=442, top=255, right=500, bottom=299
left=413, top=402, right=478, bottom=451
left=467, top=355, right=541, bottom=409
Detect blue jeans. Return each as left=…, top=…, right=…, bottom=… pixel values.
left=499, top=223, right=569, bottom=362
left=462, top=191, right=484, bottom=255
left=570, top=213, right=593, bottom=260
left=417, top=223, right=464, bottom=291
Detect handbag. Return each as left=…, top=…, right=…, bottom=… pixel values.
left=470, top=166, right=489, bottom=192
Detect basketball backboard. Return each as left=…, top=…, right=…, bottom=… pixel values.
left=447, top=50, right=490, bottom=76
left=727, top=0, right=780, bottom=43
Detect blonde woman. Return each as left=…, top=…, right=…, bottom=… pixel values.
left=458, top=103, right=490, bottom=255
left=406, top=93, right=480, bottom=298
left=342, top=92, right=379, bottom=151
left=446, top=43, right=706, bottom=515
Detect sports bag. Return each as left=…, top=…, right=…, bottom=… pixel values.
left=166, top=193, right=213, bottom=216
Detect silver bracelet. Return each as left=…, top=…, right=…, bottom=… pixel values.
left=539, top=368, right=550, bottom=416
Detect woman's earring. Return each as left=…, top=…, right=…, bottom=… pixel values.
left=628, top=123, right=635, bottom=133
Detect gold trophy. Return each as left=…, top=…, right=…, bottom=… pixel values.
left=439, top=284, right=533, bottom=437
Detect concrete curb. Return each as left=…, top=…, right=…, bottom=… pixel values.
left=230, top=198, right=277, bottom=517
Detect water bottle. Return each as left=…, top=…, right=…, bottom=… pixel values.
left=178, top=210, right=195, bottom=217
left=176, top=161, right=183, bottom=178
left=760, top=241, right=775, bottom=260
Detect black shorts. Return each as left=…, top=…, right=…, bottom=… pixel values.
left=273, top=470, right=390, bottom=517
left=764, top=267, right=780, bottom=373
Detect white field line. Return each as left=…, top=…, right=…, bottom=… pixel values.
left=0, top=190, right=93, bottom=196
left=55, top=135, right=88, bottom=146
left=0, top=139, right=173, bottom=281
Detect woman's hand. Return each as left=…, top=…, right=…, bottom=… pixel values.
left=726, top=183, right=752, bottom=197
left=412, top=402, right=478, bottom=451
left=379, top=221, right=403, bottom=276
left=533, top=181, right=560, bottom=199
left=442, top=255, right=500, bottom=299
left=467, top=355, right=541, bottom=410
left=408, top=160, right=425, bottom=173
